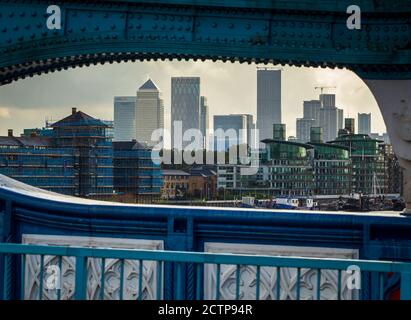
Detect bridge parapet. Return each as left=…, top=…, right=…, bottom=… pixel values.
left=1, top=175, right=411, bottom=299
left=2, top=242, right=411, bottom=300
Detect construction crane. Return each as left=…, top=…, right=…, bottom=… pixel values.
left=256, top=66, right=283, bottom=71
left=314, top=86, right=336, bottom=94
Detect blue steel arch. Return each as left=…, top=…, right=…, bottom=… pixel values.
left=0, top=0, right=410, bottom=85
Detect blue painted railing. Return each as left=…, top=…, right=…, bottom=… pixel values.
left=1, top=243, right=411, bottom=300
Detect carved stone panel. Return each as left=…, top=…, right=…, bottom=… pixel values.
left=22, top=234, right=163, bottom=300
left=204, top=243, right=359, bottom=300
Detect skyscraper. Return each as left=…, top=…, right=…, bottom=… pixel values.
left=200, top=96, right=209, bottom=148
left=257, top=68, right=281, bottom=142
left=337, top=108, right=344, bottom=131
left=296, top=118, right=316, bottom=143
left=345, top=118, right=355, bottom=134
left=213, top=114, right=254, bottom=151
left=319, top=94, right=339, bottom=142
left=272, top=123, right=286, bottom=141
left=303, top=100, right=321, bottom=126
left=171, top=77, right=201, bottom=149
left=358, top=113, right=371, bottom=135
left=320, top=94, right=335, bottom=108
left=114, top=96, right=136, bottom=141
left=135, top=79, right=164, bottom=146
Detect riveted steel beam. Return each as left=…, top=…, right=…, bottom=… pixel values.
left=0, top=0, right=410, bottom=84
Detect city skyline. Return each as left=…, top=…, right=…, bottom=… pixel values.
left=0, top=61, right=387, bottom=139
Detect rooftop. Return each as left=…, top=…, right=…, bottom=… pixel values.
left=308, top=142, right=351, bottom=151
left=51, top=109, right=108, bottom=128
left=261, top=139, right=314, bottom=149
left=0, top=136, right=52, bottom=147
left=163, top=169, right=190, bottom=176
left=113, top=141, right=151, bottom=150
left=138, top=78, right=159, bottom=91
left=330, top=133, right=383, bottom=143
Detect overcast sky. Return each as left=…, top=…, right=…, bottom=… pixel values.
left=0, top=60, right=386, bottom=139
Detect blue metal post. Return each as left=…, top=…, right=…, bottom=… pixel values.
left=100, top=258, right=105, bottom=300
left=20, top=254, right=25, bottom=300
left=400, top=272, right=411, bottom=300
left=196, top=263, right=202, bottom=300
left=316, top=268, right=321, bottom=300
left=38, top=255, right=44, bottom=300
left=276, top=267, right=281, bottom=300
left=215, top=264, right=220, bottom=300
left=0, top=200, right=12, bottom=300
left=119, top=259, right=124, bottom=300
left=75, top=256, right=87, bottom=300
left=2, top=254, right=10, bottom=300
left=138, top=260, right=143, bottom=300
left=256, top=266, right=260, bottom=300
left=156, top=261, right=163, bottom=300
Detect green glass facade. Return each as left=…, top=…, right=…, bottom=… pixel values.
left=309, top=142, right=352, bottom=195
left=214, top=139, right=316, bottom=196
left=330, top=134, right=386, bottom=194
left=263, top=140, right=314, bottom=196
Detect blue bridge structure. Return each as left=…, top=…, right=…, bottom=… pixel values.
left=0, top=0, right=411, bottom=300
left=1, top=174, right=411, bottom=300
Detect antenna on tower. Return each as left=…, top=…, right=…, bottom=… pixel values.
left=314, top=86, right=336, bottom=95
